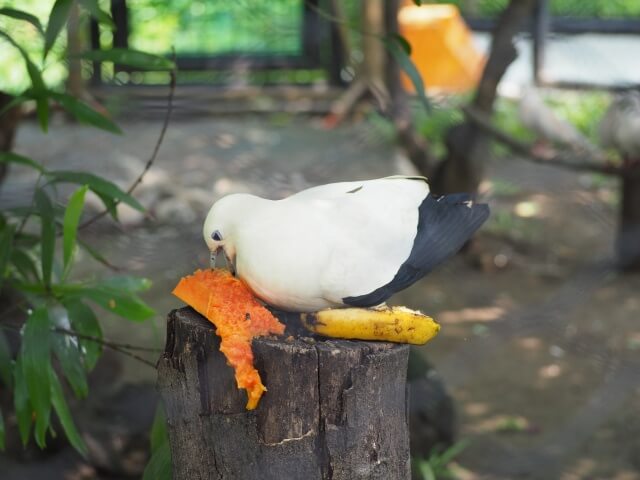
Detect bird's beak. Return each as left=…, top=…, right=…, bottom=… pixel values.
left=210, top=246, right=236, bottom=276
left=225, top=251, right=236, bottom=276
left=210, top=246, right=223, bottom=269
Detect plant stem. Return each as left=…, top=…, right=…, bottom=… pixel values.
left=79, top=66, right=177, bottom=230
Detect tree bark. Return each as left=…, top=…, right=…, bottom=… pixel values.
left=0, top=92, right=22, bottom=184
left=618, top=163, right=640, bottom=271
left=433, top=0, right=537, bottom=195
left=158, top=307, right=411, bottom=480
left=66, top=3, right=85, bottom=100
left=384, top=0, right=439, bottom=176
left=362, top=0, right=387, bottom=101
left=325, top=0, right=389, bottom=127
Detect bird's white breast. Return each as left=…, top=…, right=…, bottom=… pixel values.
left=231, top=178, right=428, bottom=311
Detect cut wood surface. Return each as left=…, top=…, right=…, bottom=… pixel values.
left=158, top=307, right=411, bottom=479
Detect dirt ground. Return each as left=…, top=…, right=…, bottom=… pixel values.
left=2, top=115, right=639, bottom=479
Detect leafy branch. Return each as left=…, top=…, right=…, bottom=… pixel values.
left=1, top=322, right=159, bottom=368
left=80, top=63, right=177, bottom=230
left=303, top=0, right=430, bottom=112
left=0, top=0, right=175, bottom=456
left=463, top=106, right=637, bottom=178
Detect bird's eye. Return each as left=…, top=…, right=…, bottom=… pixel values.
left=212, top=230, right=223, bottom=241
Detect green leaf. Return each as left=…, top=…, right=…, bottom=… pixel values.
left=44, top=0, right=74, bottom=60
left=0, top=32, right=48, bottom=131
left=150, top=404, right=168, bottom=453
left=14, top=232, right=40, bottom=248
left=95, top=192, right=119, bottom=220
left=0, top=31, right=46, bottom=93
left=36, top=97, right=50, bottom=132
left=63, top=185, right=88, bottom=275
left=0, top=152, right=45, bottom=173
left=0, top=8, right=44, bottom=35
left=13, top=359, right=33, bottom=446
left=434, top=439, right=469, bottom=466
left=143, top=440, right=172, bottom=480
left=388, top=33, right=412, bottom=56
left=55, top=279, right=154, bottom=321
left=0, top=405, right=5, bottom=451
left=78, top=238, right=120, bottom=270
left=49, top=367, right=88, bottom=457
left=34, top=189, right=55, bottom=288
left=13, top=284, right=49, bottom=300
left=11, top=248, right=40, bottom=282
left=21, top=306, right=52, bottom=448
left=416, top=458, right=436, bottom=480
left=99, top=276, right=152, bottom=293
left=52, top=331, right=88, bottom=398
left=80, top=48, right=175, bottom=70
left=385, top=36, right=431, bottom=112
left=77, top=0, right=114, bottom=28
left=413, top=0, right=423, bottom=5
left=0, top=223, right=14, bottom=286
left=64, top=300, right=102, bottom=371
left=82, top=287, right=154, bottom=321
left=49, top=92, right=122, bottom=134
left=0, top=330, right=13, bottom=389
left=48, top=171, right=144, bottom=212
left=0, top=93, right=29, bottom=118
left=6, top=91, right=48, bottom=132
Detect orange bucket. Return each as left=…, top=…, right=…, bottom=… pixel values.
left=398, top=4, right=485, bottom=93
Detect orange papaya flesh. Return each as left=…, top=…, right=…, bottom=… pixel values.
left=172, top=269, right=285, bottom=410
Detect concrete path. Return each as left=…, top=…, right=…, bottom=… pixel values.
left=473, top=33, right=640, bottom=92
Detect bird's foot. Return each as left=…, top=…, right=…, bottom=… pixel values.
left=371, top=302, right=389, bottom=311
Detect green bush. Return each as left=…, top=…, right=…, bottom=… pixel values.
left=434, top=0, right=640, bottom=18
left=0, top=0, right=173, bottom=461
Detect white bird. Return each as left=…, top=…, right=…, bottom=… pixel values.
left=203, top=176, right=489, bottom=312
left=518, top=87, right=597, bottom=153
left=599, top=91, right=640, bottom=159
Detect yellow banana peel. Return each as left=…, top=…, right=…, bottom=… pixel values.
left=300, top=306, right=440, bottom=345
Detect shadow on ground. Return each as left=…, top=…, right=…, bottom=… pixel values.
left=1, top=115, right=638, bottom=480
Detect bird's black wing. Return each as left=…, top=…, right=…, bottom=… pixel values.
left=343, top=194, right=490, bottom=307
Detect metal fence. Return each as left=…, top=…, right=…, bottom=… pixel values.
left=89, top=0, right=344, bottom=86
left=455, top=0, right=640, bottom=89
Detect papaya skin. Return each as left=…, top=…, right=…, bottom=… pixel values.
left=172, top=269, right=284, bottom=410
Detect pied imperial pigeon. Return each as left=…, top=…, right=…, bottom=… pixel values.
left=203, top=176, right=489, bottom=312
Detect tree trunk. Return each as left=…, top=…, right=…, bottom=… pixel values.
left=325, top=0, right=389, bottom=126
left=157, top=307, right=411, bottom=480
left=362, top=0, right=387, bottom=100
left=0, top=92, right=22, bottom=184
left=66, top=3, right=85, bottom=100
left=384, top=0, right=439, bottom=175
left=433, top=0, right=537, bottom=195
left=618, top=165, right=640, bottom=271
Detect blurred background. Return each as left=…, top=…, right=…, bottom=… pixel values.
left=1, top=0, right=639, bottom=479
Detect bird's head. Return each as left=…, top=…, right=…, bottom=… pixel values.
left=203, top=194, right=246, bottom=273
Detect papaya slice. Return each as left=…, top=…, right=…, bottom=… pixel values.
left=172, top=269, right=285, bottom=410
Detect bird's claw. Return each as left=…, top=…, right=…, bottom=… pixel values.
left=371, top=302, right=389, bottom=311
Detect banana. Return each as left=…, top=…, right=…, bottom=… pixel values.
left=300, top=306, right=440, bottom=345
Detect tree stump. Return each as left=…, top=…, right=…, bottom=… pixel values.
left=157, top=307, right=411, bottom=480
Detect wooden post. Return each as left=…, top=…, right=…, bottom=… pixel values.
left=618, top=166, right=640, bottom=271
left=433, top=0, right=538, bottom=195
left=158, top=307, right=411, bottom=480
left=532, top=0, right=549, bottom=85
